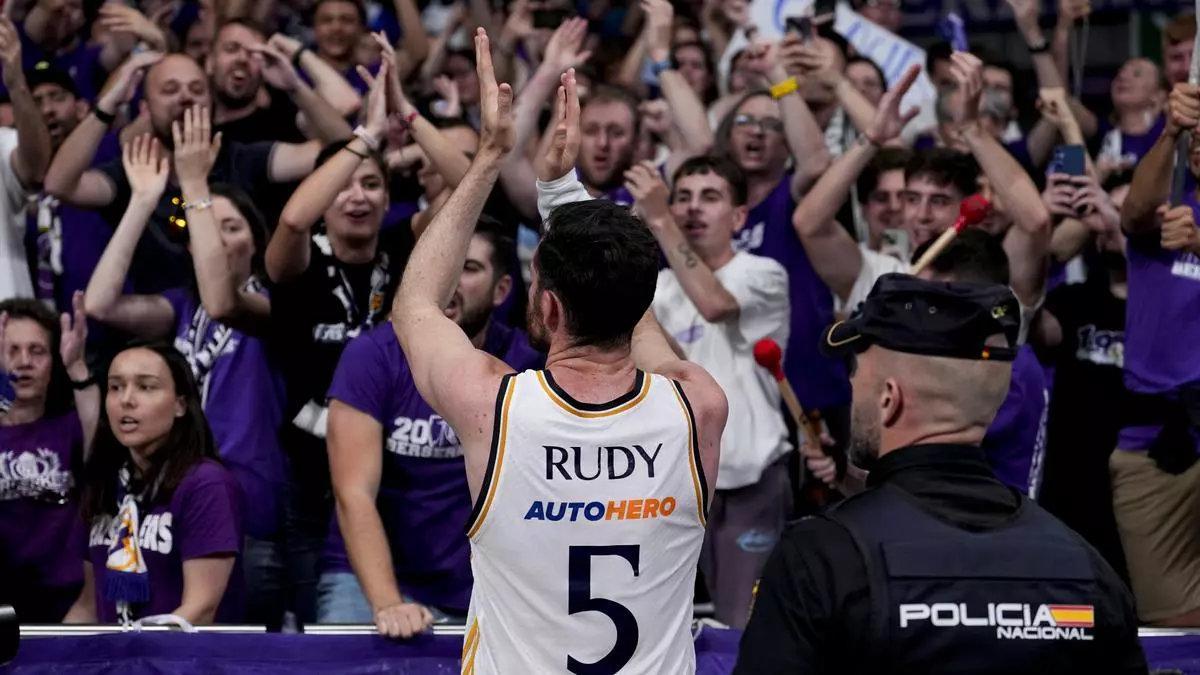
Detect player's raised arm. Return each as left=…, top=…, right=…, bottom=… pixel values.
left=392, top=28, right=515, bottom=433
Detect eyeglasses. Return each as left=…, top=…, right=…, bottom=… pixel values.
left=732, top=113, right=784, bottom=134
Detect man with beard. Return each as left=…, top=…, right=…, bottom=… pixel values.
left=735, top=274, right=1146, bottom=675
left=321, top=218, right=542, bottom=636
left=24, top=66, right=117, bottom=334
left=627, top=155, right=789, bottom=629
left=43, top=52, right=348, bottom=293
left=209, top=20, right=360, bottom=144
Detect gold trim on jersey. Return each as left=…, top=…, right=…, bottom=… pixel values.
left=535, top=370, right=652, bottom=418
left=461, top=618, right=481, bottom=674
left=670, top=381, right=707, bottom=527
left=467, top=376, right=516, bottom=539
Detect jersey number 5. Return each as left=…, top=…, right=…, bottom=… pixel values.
left=567, top=545, right=641, bottom=675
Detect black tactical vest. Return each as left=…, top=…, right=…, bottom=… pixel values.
left=824, top=483, right=1113, bottom=674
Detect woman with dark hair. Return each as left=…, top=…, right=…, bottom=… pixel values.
left=263, top=62, right=407, bottom=623
left=0, top=295, right=97, bottom=621
left=84, top=112, right=287, bottom=624
left=65, top=342, right=243, bottom=624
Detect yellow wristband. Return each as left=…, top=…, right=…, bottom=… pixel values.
left=769, top=77, right=798, bottom=99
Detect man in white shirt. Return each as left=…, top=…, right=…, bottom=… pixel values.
left=0, top=18, right=52, bottom=301
left=626, top=155, right=790, bottom=630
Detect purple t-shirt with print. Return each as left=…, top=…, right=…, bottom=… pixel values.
left=1098, top=114, right=1166, bottom=167
left=162, top=287, right=287, bottom=540
left=0, top=411, right=86, bottom=590
left=1121, top=192, right=1200, bottom=395
left=322, top=321, right=543, bottom=611
left=87, top=459, right=244, bottom=623
left=731, top=174, right=850, bottom=411
left=982, top=345, right=1049, bottom=496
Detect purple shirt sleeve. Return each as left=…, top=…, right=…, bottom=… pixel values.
left=327, top=328, right=392, bottom=424
left=175, top=462, right=243, bottom=561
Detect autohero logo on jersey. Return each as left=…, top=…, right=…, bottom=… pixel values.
left=898, top=602, right=1095, bottom=641
left=523, top=444, right=679, bottom=523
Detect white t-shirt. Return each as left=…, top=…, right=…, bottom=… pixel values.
left=0, top=128, right=32, bottom=300
left=837, top=244, right=909, bottom=316
left=652, top=251, right=791, bottom=490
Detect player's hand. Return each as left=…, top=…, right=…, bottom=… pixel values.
left=536, top=69, right=580, bottom=182
left=374, top=602, right=434, bottom=639
left=624, top=161, right=671, bottom=228
left=1159, top=204, right=1200, bottom=254
left=475, top=28, right=515, bottom=159
left=1167, top=84, right=1200, bottom=138
left=864, top=64, right=921, bottom=146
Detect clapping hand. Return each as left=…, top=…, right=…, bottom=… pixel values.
left=536, top=69, right=581, bottom=181
left=122, top=134, right=169, bottom=200
left=949, top=51, right=984, bottom=126
left=172, top=105, right=222, bottom=187
left=58, top=291, right=88, bottom=374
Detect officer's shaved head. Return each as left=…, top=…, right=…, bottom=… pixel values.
left=847, top=342, right=1012, bottom=470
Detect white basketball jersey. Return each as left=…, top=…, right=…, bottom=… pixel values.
left=461, top=369, right=709, bottom=675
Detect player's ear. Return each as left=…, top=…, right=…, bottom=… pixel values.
left=543, top=289, right=565, bottom=334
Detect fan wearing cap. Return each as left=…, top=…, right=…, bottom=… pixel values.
left=735, top=274, right=1146, bottom=675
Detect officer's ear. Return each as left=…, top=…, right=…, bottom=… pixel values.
left=879, top=378, right=903, bottom=427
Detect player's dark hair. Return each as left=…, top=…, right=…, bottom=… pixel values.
left=672, top=155, right=748, bottom=206
left=905, top=148, right=979, bottom=200
left=535, top=201, right=659, bottom=349
left=474, top=214, right=516, bottom=280
left=81, top=341, right=218, bottom=521
left=912, top=229, right=1010, bottom=286
left=857, top=147, right=913, bottom=204
left=0, top=298, right=73, bottom=417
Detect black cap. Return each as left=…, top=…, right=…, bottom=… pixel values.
left=26, top=62, right=78, bottom=98
left=821, top=274, right=1020, bottom=362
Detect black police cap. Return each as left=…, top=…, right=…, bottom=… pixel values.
left=820, top=273, right=1020, bottom=362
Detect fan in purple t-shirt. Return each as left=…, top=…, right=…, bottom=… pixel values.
left=66, top=343, right=243, bottom=625
left=318, top=220, right=543, bottom=636
left=84, top=123, right=288, bottom=624
left=0, top=297, right=98, bottom=622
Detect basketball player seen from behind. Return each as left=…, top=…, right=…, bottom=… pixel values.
left=392, top=29, right=726, bottom=675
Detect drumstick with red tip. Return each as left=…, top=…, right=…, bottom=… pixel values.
left=910, top=193, right=991, bottom=275
left=753, top=338, right=822, bottom=455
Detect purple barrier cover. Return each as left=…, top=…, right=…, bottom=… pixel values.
left=4, top=628, right=1198, bottom=673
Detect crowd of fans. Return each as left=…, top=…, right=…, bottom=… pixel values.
left=0, top=0, right=1198, bottom=636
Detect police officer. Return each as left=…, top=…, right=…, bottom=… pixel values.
left=735, top=273, right=1147, bottom=674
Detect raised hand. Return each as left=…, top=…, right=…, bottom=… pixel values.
left=97, top=3, right=169, bottom=52
left=475, top=28, right=515, bottom=158
left=642, top=0, right=674, bottom=62
left=949, top=51, right=984, bottom=126
left=268, top=33, right=305, bottom=61
left=1058, top=0, right=1091, bottom=24
left=536, top=69, right=580, bottom=181
left=864, top=64, right=921, bottom=146
left=172, top=106, right=222, bottom=187
left=356, top=58, right=391, bottom=142
left=1159, top=204, right=1200, bottom=254
left=98, top=51, right=164, bottom=115
left=370, top=31, right=415, bottom=116
left=1004, top=0, right=1041, bottom=41
left=0, top=18, right=22, bottom=91
left=431, top=75, right=461, bottom=119
left=1036, top=87, right=1073, bottom=129
left=624, top=161, right=671, bottom=227
left=58, top=291, right=88, bottom=373
left=122, top=134, right=169, bottom=199
left=248, top=43, right=301, bottom=93
left=542, top=17, right=592, bottom=74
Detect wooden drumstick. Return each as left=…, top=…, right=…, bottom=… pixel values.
left=753, top=338, right=822, bottom=455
